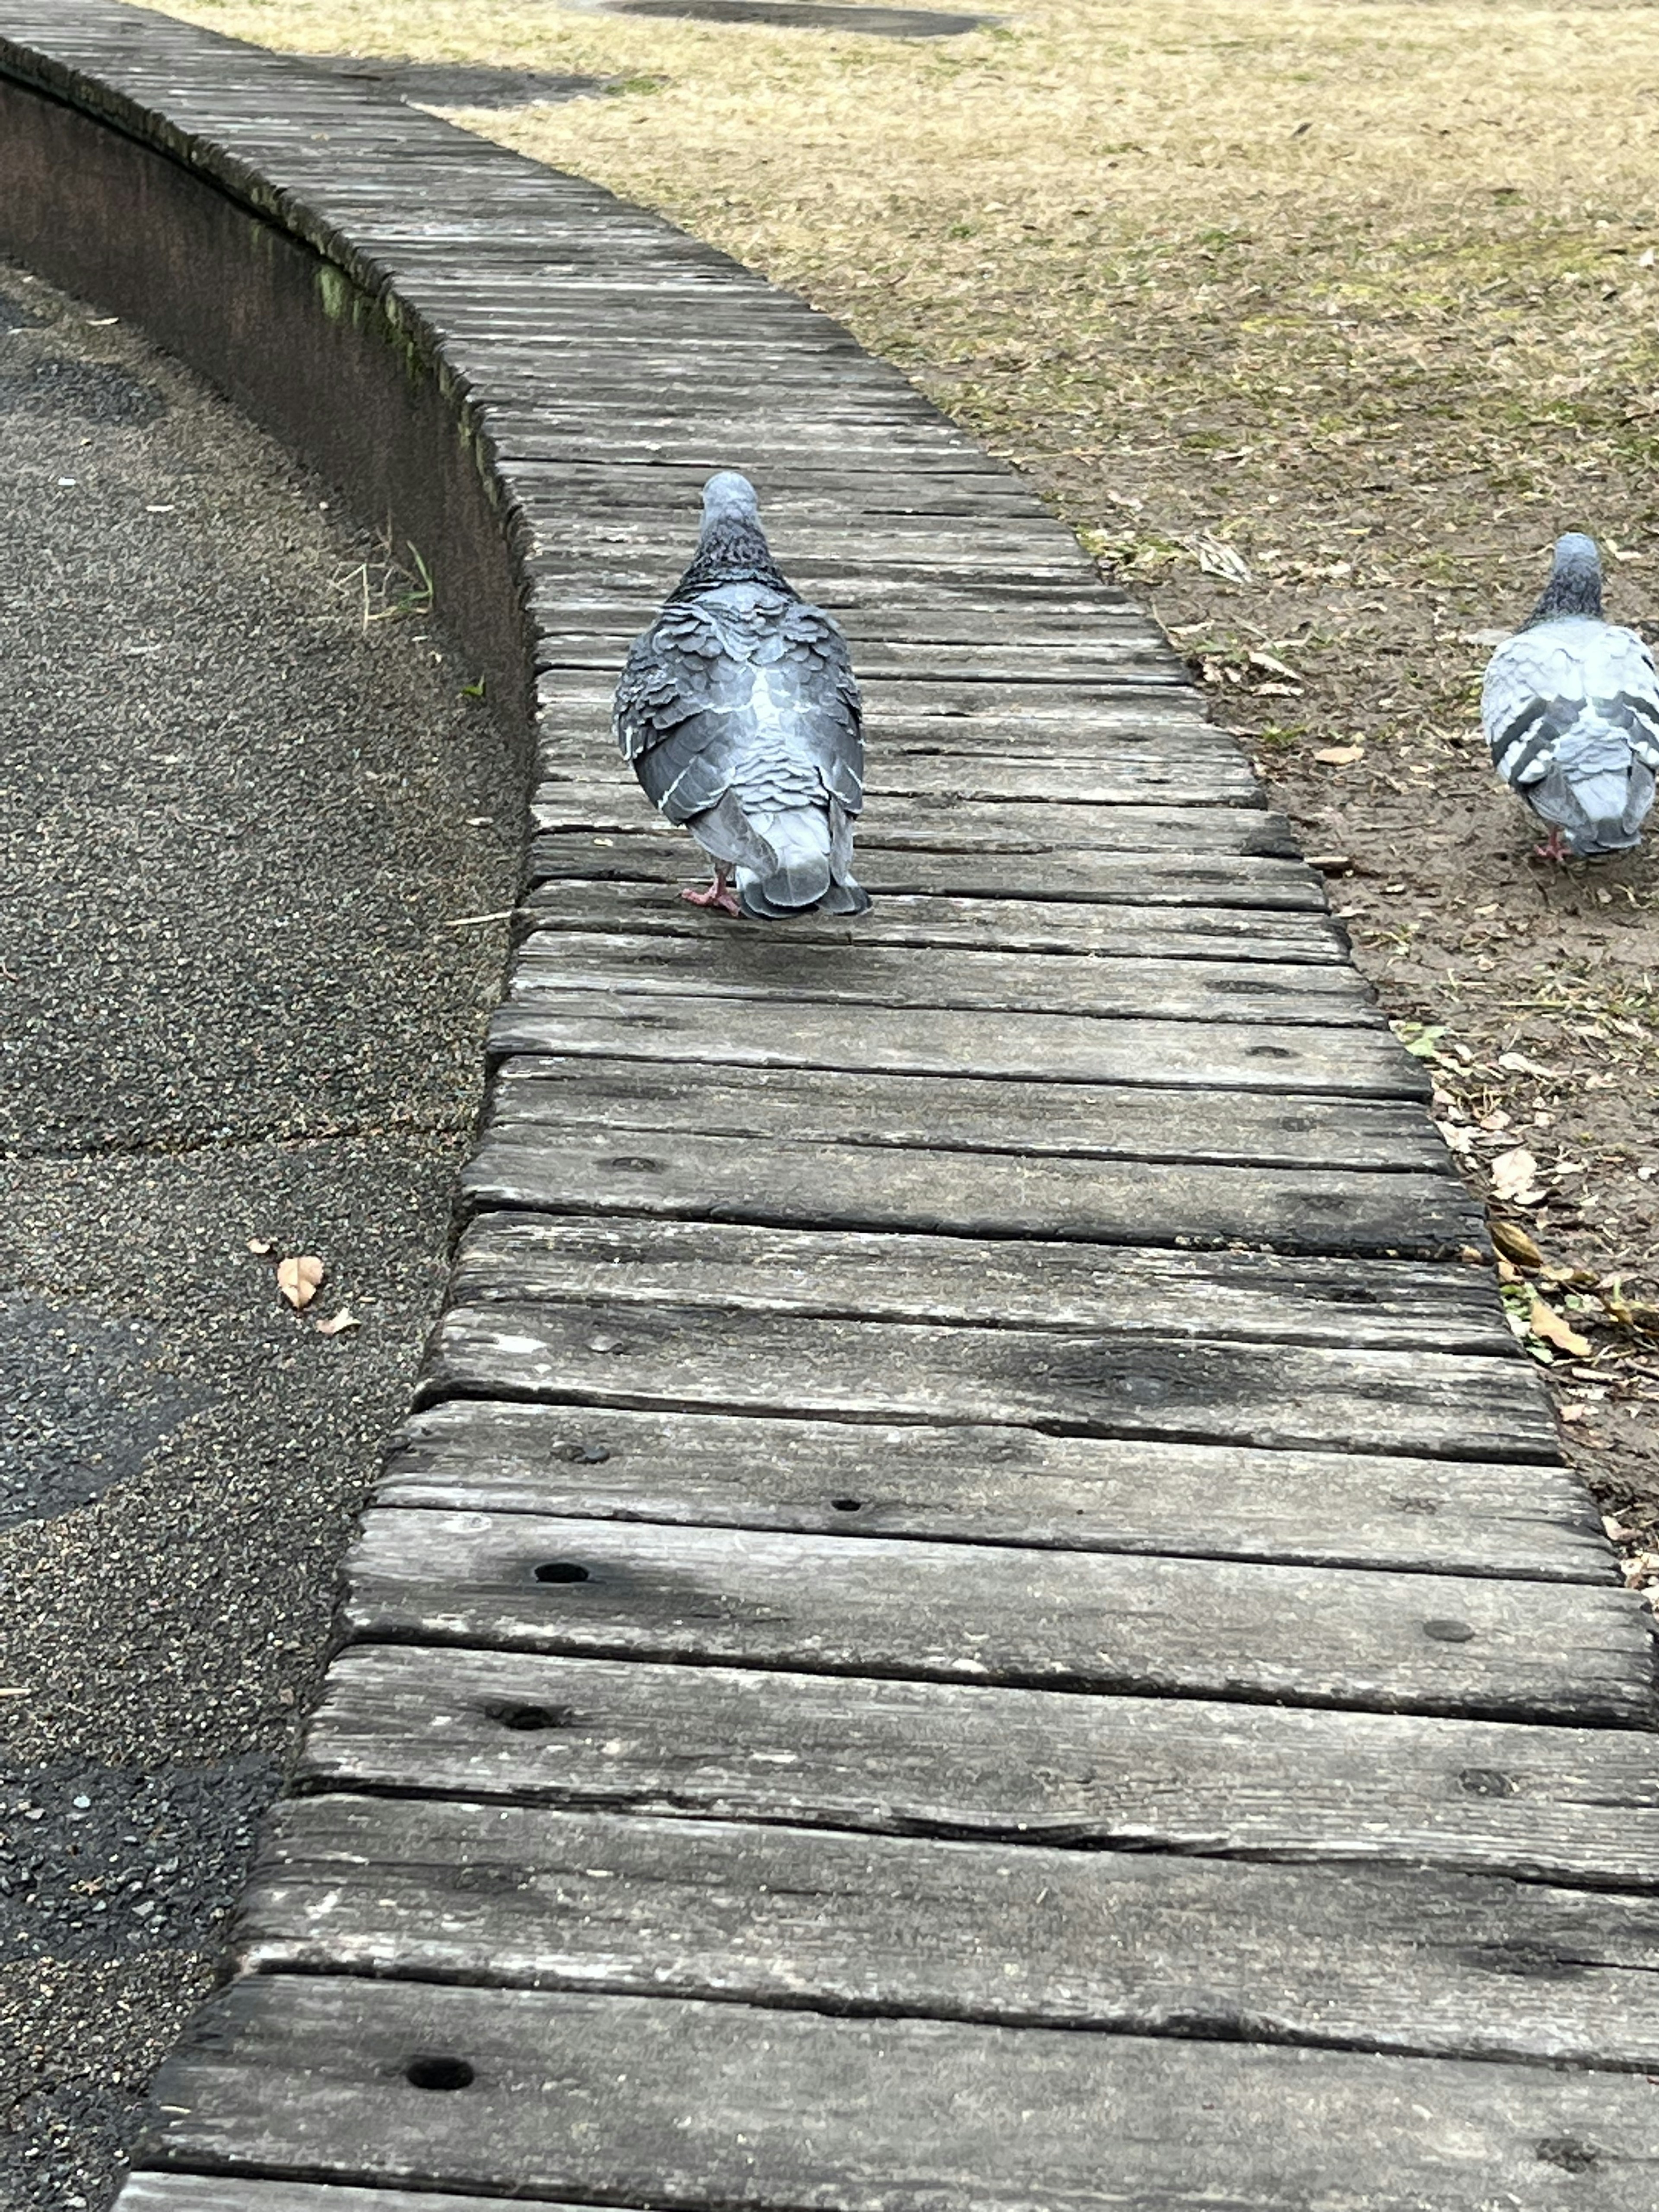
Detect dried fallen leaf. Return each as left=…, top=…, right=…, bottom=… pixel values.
left=1490, top=1147, right=1543, bottom=1203
left=247, top=1237, right=275, bottom=1257
left=1529, top=1298, right=1593, bottom=1360
left=1491, top=1220, right=1543, bottom=1270
left=276, top=1254, right=325, bottom=1311
left=1497, top=1051, right=1562, bottom=1081
left=1247, top=646, right=1301, bottom=680
left=315, top=1309, right=359, bottom=1337
left=1313, top=743, right=1365, bottom=766
left=1193, top=533, right=1254, bottom=585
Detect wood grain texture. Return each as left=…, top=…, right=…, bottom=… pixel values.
left=139, top=1976, right=1659, bottom=2208
left=380, top=1398, right=1616, bottom=1582
left=462, top=1122, right=1481, bottom=1256
left=538, top=741, right=1256, bottom=804
left=116, top=2185, right=518, bottom=2212
left=301, top=1646, right=1659, bottom=1887
left=448, top=1209, right=1513, bottom=1352
left=483, top=1055, right=1451, bottom=1171
left=485, top=992, right=1430, bottom=1100
left=342, top=1509, right=1650, bottom=1722
left=502, top=932, right=1382, bottom=1027
left=527, top=830, right=1329, bottom=905
left=531, top=783, right=1295, bottom=855
left=518, top=881, right=1350, bottom=960
left=422, top=1296, right=1556, bottom=1458
left=244, top=1796, right=1659, bottom=2068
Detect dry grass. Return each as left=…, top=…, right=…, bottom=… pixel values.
left=159, top=0, right=1659, bottom=1527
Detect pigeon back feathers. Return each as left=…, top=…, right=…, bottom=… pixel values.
left=1481, top=534, right=1659, bottom=857
left=614, top=472, right=869, bottom=920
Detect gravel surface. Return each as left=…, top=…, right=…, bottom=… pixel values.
left=0, top=257, right=521, bottom=2209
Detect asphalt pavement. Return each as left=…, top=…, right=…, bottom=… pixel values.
left=0, top=257, right=522, bottom=2209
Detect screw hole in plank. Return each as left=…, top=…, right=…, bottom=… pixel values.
left=405, top=2056, right=475, bottom=2092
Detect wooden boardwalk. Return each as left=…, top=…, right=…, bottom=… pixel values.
left=3, top=5, right=1658, bottom=2204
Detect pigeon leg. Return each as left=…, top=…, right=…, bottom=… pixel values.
left=681, top=864, right=742, bottom=918
left=1532, top=827, right=1573, bottom=863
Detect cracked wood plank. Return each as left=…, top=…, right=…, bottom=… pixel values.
left=381, top=1397, right=1615, bottom=1583
left=518, top=880, right=1350, bottom=960
left=242, top=1796, right=1659, bottom=2069
left=529, top=785, right=1288, bottom=853
left=134, top=1977, right=1659, bottom=2206
left=526, top=831, right=1327, bottom=904
left=341, top=1509, right=1649, bottom=1723
left=447, top=1210, right=1511, bottom=1351
left=301, top=1645, right=1659, bottom=1887
left=503, top=933, right=1379, bottom=1028
left=484, top=994, right=1427, bottom=1101
left=420, top=1296, right=1556, bottom=1458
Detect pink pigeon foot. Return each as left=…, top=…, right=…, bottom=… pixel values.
left=681, top=871, right=742, bottom=918
left=1532, top=828, right=1572, bottom=863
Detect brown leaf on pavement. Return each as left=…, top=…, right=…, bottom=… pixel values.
left=276, top=1255, right=325, bottom=1311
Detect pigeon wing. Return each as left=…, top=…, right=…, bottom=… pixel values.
left=612, top=602, right=786, bottom=877
left=1483, top=620, right=1659, bottom=786
left=768, top=599, right=864, bottom=817
left=614, top=604, right=760, bottom=822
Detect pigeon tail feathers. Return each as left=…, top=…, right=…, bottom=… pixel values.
left=1528, top=738, right=1654, bottom=857
left=734, top=804, right=833, bottom=919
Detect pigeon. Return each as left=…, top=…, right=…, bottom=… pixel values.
left=1481, top=533, right=1659, bottom=860
left=613, top=471, right=870, bottom=919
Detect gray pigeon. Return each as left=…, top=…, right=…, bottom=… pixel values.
left=1481, top=533, right=1659, bottom=859
left=613, top=472, right=870, bottom=919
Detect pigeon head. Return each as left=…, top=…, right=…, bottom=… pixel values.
left=700, top=471, right=761, bottom=529
left=671, top=470, right=791, bottom=602
left=1526, top=533, right=1604, bottom=626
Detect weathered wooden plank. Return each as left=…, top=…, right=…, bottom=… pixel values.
left=527, top=830, right=1330, bottom=908
left=529, top=787, right=1298, bottom=855
left=502, top=933, right=1378, bottom=1028
left=115, top=2184, right=514, bottom=2212
left=422, top=1297, right=1554, bottom=1459
left=344, top=1510, right=1643, bottom=1722
left=243, top=1796, right=1659, bottom=2068
left=534, top=609, right=1173, bottom=661
left=535, top=524, right=1094, bottom=575
left=534, top=671, right=1201, bottom=725
left=136, top=1976, right=1659, bottom=2209
left=512, top=461, right=1046, bottom=516
left=537, top=748, right=1255, bottom=806
left=519, top=880, right=1349, bottom=961
left=449, top=1211, right=1510, bottom=1352
left=538, top=637, right=1183, bottom=684
left=380, top=1397, right=1615, bottom=1583
left=531, top=520, right=1087, bottom=572
left=480, top=1054, right=1445, bottom=1168
left=302, top=1646, right=1659, bottom=1886
left=467, top=1076, right=1474, bottom=1255
left=514, top=436, right=1021, bottom=480
left=486, top=993, right=1429, bottom=1103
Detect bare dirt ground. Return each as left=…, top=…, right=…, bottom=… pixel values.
left=162, top=0, right=1659, bottom=1571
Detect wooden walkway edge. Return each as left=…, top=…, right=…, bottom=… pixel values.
left=3, top=5, right=1657, bottom=2205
